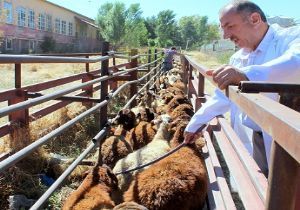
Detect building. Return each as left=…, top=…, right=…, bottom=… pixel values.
left=0, top=0, right=101, bottom=53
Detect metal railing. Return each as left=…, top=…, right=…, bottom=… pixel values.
left=0, top=43, right=163, bottom=209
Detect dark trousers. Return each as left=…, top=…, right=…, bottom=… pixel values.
left=253, top=131, right=269, bottom=177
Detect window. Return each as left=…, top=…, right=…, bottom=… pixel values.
left=4, top=1, right=13, bottom=24
left=6, top=38, right=12, bottom=50
left=17, top=7, right=26, bottom=27
left=61, top=20, right=66, bottom=35
left=55, top=18, right=60, bottom=33
left=28, top=9, right=35, bottom=29
left=68, top=22, right=73, bottom=36
left=38, top=13, right=45, bottom=30
left=46, top=14, right=52, bottom=32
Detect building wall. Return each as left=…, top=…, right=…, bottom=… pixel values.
left=0, top=0, right=100, bottom=53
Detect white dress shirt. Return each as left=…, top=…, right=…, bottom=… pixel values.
left=185, top=24, right=300, bottom=166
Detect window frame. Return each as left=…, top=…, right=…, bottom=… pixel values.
left=68, top=22, right=73, bottom=36
left=38, top=13, right=45, bottom=30
left=17, top=7, right=26, bottom=27
left=61, top=20, right=66, bottom=35
left=28, top=9, right=35, bottom=29
left=55, top=18, right=60, bottom=34
left=46, top=14, right=52, bottom=32
left=4, top=1, right=13, bottom=24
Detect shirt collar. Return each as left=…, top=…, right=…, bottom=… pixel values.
left=254, top=25, right=275, bottom=53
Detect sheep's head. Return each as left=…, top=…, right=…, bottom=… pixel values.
left=115, top=109, right=137, bottom=130
left=88, top=165, right=118, bottom=190
left=169, top=121, right=188, bottom=147
left=139, top=107, right=155, bottom=122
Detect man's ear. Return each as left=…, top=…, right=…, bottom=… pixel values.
left=250, top=12, right=261, bottom=25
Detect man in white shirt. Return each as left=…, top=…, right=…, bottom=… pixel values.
left=184, top=0, right=300, bottom=176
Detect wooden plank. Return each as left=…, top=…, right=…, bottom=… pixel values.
left=266, top=142, right=300, bottom=210
left=218, top=117, right=268, bottom=201
left=211, top=119, right=265, bottom=210
left=203, top=130, right=236, bottom=210
left=185, top=55, right=217, bottom=87
left=228, top=86, right=300, bottom=163
left=203, top=142, right=226, bottom=210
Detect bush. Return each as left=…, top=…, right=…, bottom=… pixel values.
left=40, top=36, right=56, bottom=53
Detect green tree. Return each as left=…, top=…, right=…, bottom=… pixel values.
left=178, top=15, right=219, bottom=49
left=144, top=16, right=157, bottom=39
left=155, top=10, right=177, bottom=47
left=178, top=16, right=199, bottom=49
left=123, top=3, right=148, bottom=47
left=205, top=23, right=220, bottom=44
left=96, top=2, right=126, bottom=49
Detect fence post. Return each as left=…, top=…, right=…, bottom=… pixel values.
left=99, top=42, right=109, bottom=129
left=180, top=55, right=188, bottom=93
left=266, top=94, right=300, bottom=210
left=187, top=64, right=193, bottom=98
left=109, top=54, right=118, bottom=91
left=146, top=48, right=151, bottom=90
left=128, top=49, right=138, bottom=108
left=82, top=55, right=93, bottom=107
left=266, top=142, right=299, bottom=210
left=154, top=49, right=158, bottom=75
left=8, top=63, right=29, bottom=126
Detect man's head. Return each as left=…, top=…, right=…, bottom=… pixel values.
left=219, top=0, right=268, bottom=50
left=171, top=47, right=176, bottom=51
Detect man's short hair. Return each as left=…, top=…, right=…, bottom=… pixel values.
left=224, top=1, right=267, bottom=22
left=171, top=47, right=176, bottom=50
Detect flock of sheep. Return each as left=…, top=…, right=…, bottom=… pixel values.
left=62, top=61, right=208, bottom=210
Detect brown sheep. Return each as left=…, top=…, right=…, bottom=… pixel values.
left=113, top=201, right=148, bottom=210
left=123, top=123, right=208, bottom=210
left=169, top=103, right=194, bottom=120
left=62, top=165, right=118, bottom=210
left=125, top=121, right=157, bottom=150
left=166, top=95, right=192, bottom=113
left=100, top=126, right=133, bottom=168
left=171, top=80, right=185, bottom=92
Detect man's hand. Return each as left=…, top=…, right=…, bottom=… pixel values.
left=206, top=65, right=249, bottom=89
left=184, top=131, right=202, bottom=144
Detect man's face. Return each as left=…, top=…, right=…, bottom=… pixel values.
left=219, top=10, right=254, bottom=49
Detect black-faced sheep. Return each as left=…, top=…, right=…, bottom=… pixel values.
left=62, top=165, right=118, bottom=210
left=114, top=109, right=137, bottom=131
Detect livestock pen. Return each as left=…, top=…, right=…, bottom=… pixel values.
left=0, top=42, right=299, bottom=210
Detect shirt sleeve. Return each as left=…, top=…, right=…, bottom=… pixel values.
left=243, top=39, right=300, bottom=82
left=185, top=89, right=231, bottom=133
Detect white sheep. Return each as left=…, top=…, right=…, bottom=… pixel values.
left=112, top=118, right=171, bottom=192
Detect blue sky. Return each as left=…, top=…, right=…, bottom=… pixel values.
left=48, top=0, right=300, bottom=23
